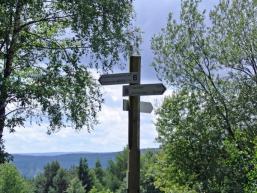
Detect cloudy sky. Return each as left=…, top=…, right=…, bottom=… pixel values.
left=4, top=0, right=217, bottom=154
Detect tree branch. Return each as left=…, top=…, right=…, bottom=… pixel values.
left=3, top=107, right=29, bottom=118
left=18, top=14, right=74, bottom=32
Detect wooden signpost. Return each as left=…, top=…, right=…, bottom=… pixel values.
left=99, top=56, right=166, bottom=193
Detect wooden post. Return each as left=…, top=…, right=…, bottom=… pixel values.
left=127, top=56, right=141, bottom=193
left=99, top=55, right=166, bottom=192
left=99, top=54, right=166, bottom=193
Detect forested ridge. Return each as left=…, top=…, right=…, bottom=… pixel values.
left=0, top=148, right=162, bottom=193
left=11, top=149, right=157, bottom=178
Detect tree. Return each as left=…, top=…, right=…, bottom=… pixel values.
left=94, top=159, right=105, bottom=185
left=0, top=163, right=34, bottom=193
left=49, top=168, right=69, bottom=193
left=152, top=0, right=257, bottom=140
left=78, top=158, right=93, bottom=193
left=34, top=160, right=61, bottom=193
left=104, top=147, right=128, bottom=192
left=152, top=0, right=257, bottom=192
left=0, top=138, right=12, bottom=163
left=66, top=178, right=85, bottom=193
left=245, top=139, right=257, bottom=193
left=155, top=90, right=246, bottom=192
left=0, top=0, right=138, bottom=145
left=91, top=159, right=106, bottom=191
left=140, top=151, right=163, bottom=193
left=34, top=173, right=47, bottom=193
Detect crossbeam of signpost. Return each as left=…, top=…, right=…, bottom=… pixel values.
left=98, top=72, right=139, bottom=85
left=123, top=83, right=166, bottom=96
left=123, top=99, right=153, bottom=114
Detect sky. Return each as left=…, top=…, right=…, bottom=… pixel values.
left=4, top=0, right=217, bottom=154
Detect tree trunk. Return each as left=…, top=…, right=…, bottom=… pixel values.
left=0, top=106, right=5, bottom=141
left=0, top=0, right=22, bottom=142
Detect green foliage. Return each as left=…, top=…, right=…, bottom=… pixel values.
left=31, top=149, right=162, bottom=193
left=0, top=163, right=34, bottom=193
left=78, top=158, right=93, bottom=193
left=94, top=159, right=104, bottom=185
left=140, top=151, right=163, bottom=193
left=155, top=91, right=251, bottom=192
left=0, top=139, right=12, bottom=163
left=91, top=159, right=106, bottom=191
left=245, top=139, right=257, bottom=193
left=66, top=178, right=85, bottom=193
left=0, top=0, right=138, bottom=143
left=50, top=168, right=69, bottom=193
left=34, top=160, right=61, bottom=193
left=102, top=147, right=162, bottom=193
left=89, top=186, right=113, bottom=193
left=152, top=0, right=257, bottom=192
left=34, top=173, right=47, bottom=193
left=104, top=147, right=128, bottom=192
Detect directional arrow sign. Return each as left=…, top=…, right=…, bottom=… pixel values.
left=123, top=99, right=153, bottom=113
left=99, top=72, right=139, bottom=85
left=123, top=83, right=166, bottom=96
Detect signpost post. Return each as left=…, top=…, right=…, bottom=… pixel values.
left=128, top=56, right=141, bottom=193
left=99, top=55, right=166, bottom=193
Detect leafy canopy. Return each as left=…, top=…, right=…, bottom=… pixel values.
left=66, top=177, right=85, bottom=193
left=0, top=163, right=34, bottom=193
left=152, top=0, right=257, bottom=192
left=0, top=0, right=137, bottom=136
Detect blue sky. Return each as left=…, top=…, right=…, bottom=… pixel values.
left=4, top=0, right=217, bottom=153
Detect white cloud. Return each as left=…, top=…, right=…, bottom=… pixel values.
left=4, top=81, right=172, bottom=153
left=102, top=85, right=123, bottom=103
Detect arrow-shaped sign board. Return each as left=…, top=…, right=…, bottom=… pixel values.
left=123, top=99, right=153, bottom=113
left=123, top=83, right=166, bottom=96
left=99, top=72, right=139, bottom=85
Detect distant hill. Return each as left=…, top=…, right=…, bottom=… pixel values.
left=12, top=152, right=117, bottom=178
left=12, top=148, right=158, bottom=179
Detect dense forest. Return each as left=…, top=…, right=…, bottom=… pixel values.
left=0, top=148, right=162, bottom=193
left=12, top=152, right=118, bottom=178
